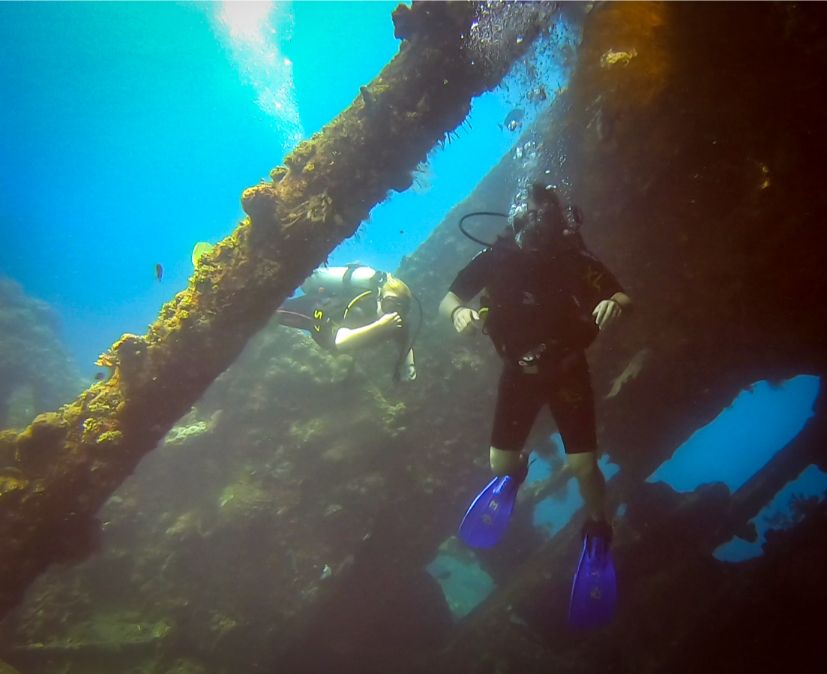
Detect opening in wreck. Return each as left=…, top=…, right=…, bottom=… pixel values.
left=429, top=375, right=823, bottom=617
left=648, top=375, right=824, bottom=562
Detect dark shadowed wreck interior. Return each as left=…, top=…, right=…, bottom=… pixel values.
left=1, top=2, right=826, bottom=673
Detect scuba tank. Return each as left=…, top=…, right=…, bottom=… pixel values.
left=301, top=264, right=387, bottom=298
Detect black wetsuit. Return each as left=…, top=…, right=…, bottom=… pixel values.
left=449, top=236, right=624, bottom=454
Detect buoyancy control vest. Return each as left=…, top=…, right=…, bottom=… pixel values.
left=481, top=243, right=599, bottom=362
left=291, top=264, right=386, bottom=349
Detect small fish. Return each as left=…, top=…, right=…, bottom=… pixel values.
left=320, top=564, right=333, bottom=580
left=502, top=108, right=525, bottom=132
left=155, top=263, right=163, bottom=282
left=94, top=372, right=105, bottom=381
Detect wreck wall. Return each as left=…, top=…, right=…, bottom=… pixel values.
left=402, top=2, right=827, bottom=672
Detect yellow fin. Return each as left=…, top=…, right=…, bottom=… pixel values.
left=191, top=242, right=214, bottom=267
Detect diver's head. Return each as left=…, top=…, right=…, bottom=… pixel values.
left=379, top=275, right=412, bottom=316
left=513, top=183, right=579, bottom=253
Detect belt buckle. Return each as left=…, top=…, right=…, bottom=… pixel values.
left=518, top=343, right=546, bottom=374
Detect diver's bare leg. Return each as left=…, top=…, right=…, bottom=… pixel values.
left=490, top=446, right=528, bottom=479
left=567, top=451, right=607, bottom=521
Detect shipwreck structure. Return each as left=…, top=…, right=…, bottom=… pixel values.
left=2, top=2, right=827, bottom=674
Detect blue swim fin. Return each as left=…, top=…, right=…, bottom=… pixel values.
left=568, top=535, right=617, bottom=630
left=459, top=476, right=520, bottom=549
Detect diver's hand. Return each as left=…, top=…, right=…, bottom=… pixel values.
left=451, top=306, right=479, bottom=335
left=592, top=299, right=622, bottom=330
left=376, top=311, right=404, bottom=333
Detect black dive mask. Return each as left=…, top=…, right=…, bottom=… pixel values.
left=380, top=294, right=409, bottom=316
left=512, top=191, right=584, bottom=254
left=513, top=207, right=568, bottom=252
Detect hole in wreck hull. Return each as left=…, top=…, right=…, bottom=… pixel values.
left=647, top=375, right=820, bottom=493
left=646, top=374, right=822, bottom=561
left=714, top=463, right=827, bottom=562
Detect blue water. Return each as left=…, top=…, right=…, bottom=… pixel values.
left=648, top=376, right=820, bottom=493
left=0, top=1, right=572, bottom=373
left=648, top=375, right=824, bottom=561
left=0, top=1, right=404, bottom=371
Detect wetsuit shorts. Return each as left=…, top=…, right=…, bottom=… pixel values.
left=490, top=349, right=597, bottom=454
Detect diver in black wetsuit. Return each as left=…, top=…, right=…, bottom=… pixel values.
left=440, top=183, right=632, bottom=540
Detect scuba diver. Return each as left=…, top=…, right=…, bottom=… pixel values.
left=277, top=264, right=417, bottom=383
left=440, top=182, right=632, bottom=628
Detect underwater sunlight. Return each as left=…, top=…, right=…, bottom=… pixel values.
left=213, top=0, right=304, bottom=150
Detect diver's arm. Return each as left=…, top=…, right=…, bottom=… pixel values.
left=439, top=292, right=479, bottom=335
left=334, top=312, right=403, bottom=351
left=592, top=292, right=632, bottom=330
left=611, top=291, right=632, bottom=312
left=439, top=291, right=464, bottom=320
left=441, top=250, right=490, bottom=333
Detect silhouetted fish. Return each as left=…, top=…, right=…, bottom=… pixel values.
left=155, top=263, right=163, bottom=282
left=502, top=108, right=525, bottom=132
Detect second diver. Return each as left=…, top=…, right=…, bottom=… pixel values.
left=278, top=264, right=417, bottom=383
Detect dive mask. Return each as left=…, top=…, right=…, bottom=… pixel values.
left=380, top=294, right=409, bottom=315
left=512, top=201, right=582, bottom=252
